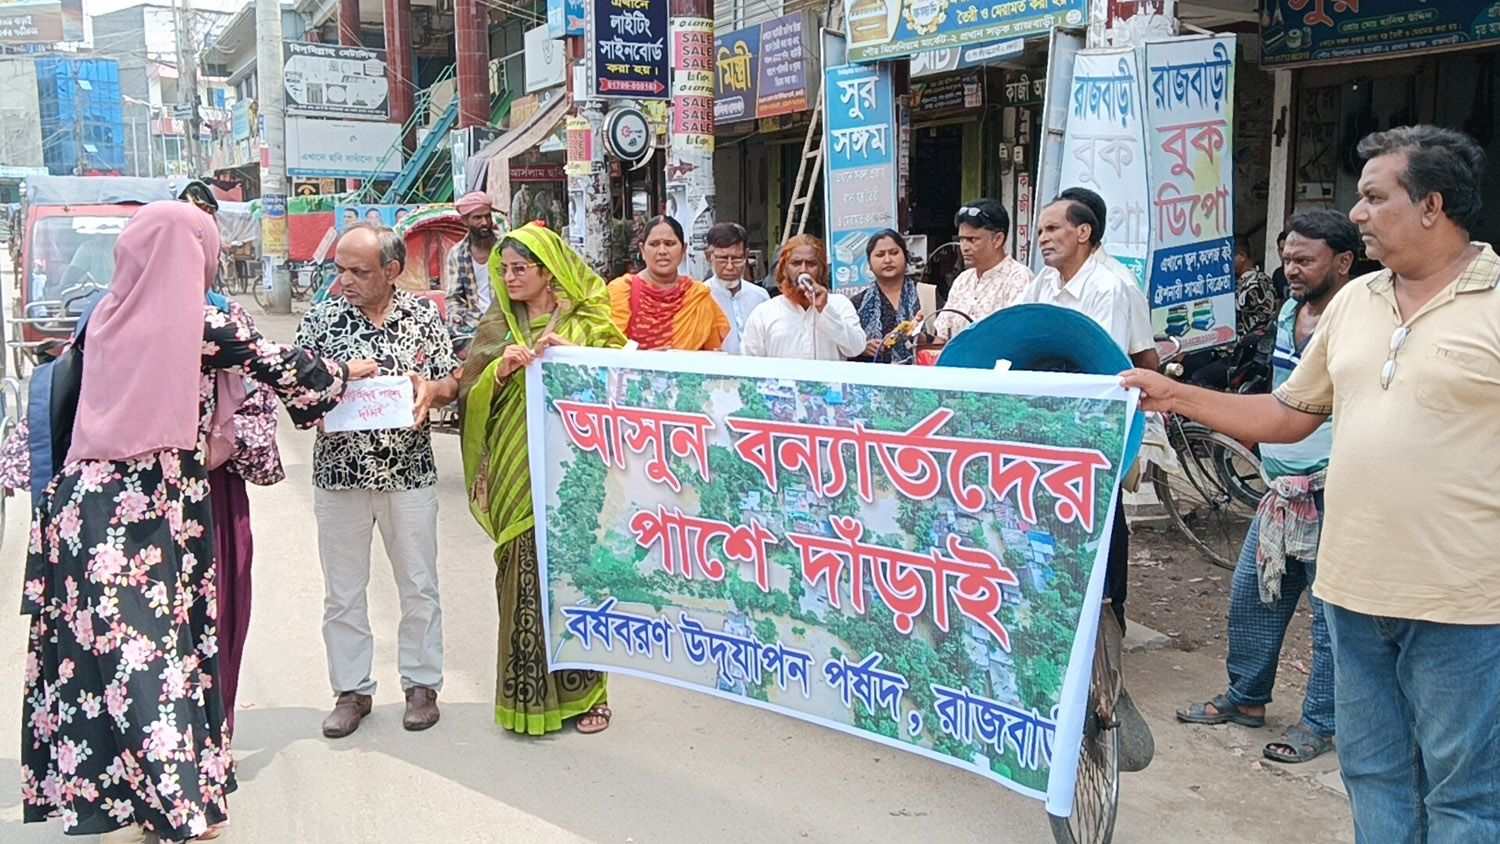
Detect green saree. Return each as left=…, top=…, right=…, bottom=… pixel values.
left=459, top=223, right=625, bottom=735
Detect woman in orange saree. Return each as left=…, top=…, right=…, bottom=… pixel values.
left=607, top=215, right=728, bottom=351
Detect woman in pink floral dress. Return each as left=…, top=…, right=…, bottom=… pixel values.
left=18, top=202, right=370, bottom=841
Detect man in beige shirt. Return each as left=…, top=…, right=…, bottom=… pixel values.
left=931, top=198, right=1034, bottom=341
left=1124, top=125, right=1500, bottom=844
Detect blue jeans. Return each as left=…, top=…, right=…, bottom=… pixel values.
left=1326, top=605, right=1500, bottom=843
left=1225, top=515, right=1335, bottom=736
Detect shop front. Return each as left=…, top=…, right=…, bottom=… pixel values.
left=1263, top=1, right=1500, bottom=249
left=712, top=9, right=820, bottom=272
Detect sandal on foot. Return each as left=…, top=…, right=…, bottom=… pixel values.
left=1176, top=694, right=1266, bottom=727
left=576, top=704, right=611, bottom=734
left=1264, top=724, right=1333, bottom=763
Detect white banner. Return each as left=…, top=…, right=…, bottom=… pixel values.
left=285, top=117, right=403, bottom=178
left=1058, top=49, right=1151, bottom=286
left=524, top=24, right=568, bottom=94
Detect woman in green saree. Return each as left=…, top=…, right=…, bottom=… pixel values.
left=459, top=223, right=626, bottom=735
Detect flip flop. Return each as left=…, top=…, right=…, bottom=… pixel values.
left=1176, top=694, right=1266, bottom=727
left=1264, top=724, right=1333, bottom=763
left=576, top=704, right=611, bottom=735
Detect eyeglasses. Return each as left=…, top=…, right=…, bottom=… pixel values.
left=710, top=255, right=747, bottom=266
left=501, top=263, right=538, bottom=277
left=1380, top=325, right=1409, bottom=390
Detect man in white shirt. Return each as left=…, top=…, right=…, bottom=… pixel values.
left=703, top=222, right=768, bottom=354
left=1021, top=196, right=1153, bottom=631
left=741, top=235, right=866, bottom=360
left=1057, top=186, right=1159, bottom=370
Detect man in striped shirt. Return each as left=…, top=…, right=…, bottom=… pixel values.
left=1175, top=209, right=1357, bottom=765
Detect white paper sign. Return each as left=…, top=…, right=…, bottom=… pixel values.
left=324, top=375, right=416, bottom=432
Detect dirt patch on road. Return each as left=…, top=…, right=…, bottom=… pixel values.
left=1126, top=523, right=1319, bottom=710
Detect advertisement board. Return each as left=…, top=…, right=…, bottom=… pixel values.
left=1143, top=36, right=1237, bottom=352
left=285, top=117, right=402, bottom=178
left=0, top=0, right=83, bottom=45
left=283, top=42, right=390, bottom=120
left=844, top=0, right=1085, bottom=63
left=590, top=0, right=671, bottom=98
left=713, top=12, right=818, bottom=123
left=1262, top=0, right=1500, bottom=67
left=824, top=63, right=899, bottom=290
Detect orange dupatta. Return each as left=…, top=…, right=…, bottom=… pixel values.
left=607, top=274, right=728, bottom=351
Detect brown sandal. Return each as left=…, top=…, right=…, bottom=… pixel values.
left=576, top=704, right=611, bottom=734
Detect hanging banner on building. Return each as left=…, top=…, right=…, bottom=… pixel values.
left=0, top=0, right=83, bottom=44
left=824, top=63, right=898, bottom=290
left=845, top=0, right=1085, bottom=63
left=756, top=12, right=813, bottom=118
left=1262, top=0, right=1500, bottom=67
left=671, top=15, right=716, bottom=154
left=1144, top=36, right=1237, bottom=352
left=285, top=117, right=402, bottom=178
left=529, top=348, right=1137, bottom=815
left=1058, top=49, right=1151, bottom=285
left=282, top=42, right=390, bottom=120
left=589, top=0, right=670, bottom=98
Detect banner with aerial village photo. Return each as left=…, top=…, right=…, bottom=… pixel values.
left=527, top=348, right=1136, bottom=811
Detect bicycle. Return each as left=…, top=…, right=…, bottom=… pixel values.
left=1148, top=336, right=1268, bottom=569
left=925, top=310, right=1153, bottom=843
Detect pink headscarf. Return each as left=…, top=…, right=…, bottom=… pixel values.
left=67, top=201, right=224, bottom=464
left=455, top=191, right=493, bottom=216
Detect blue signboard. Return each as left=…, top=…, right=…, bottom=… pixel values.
left=547, top=0, right=585, bottom=37
left=844, top=0, right=1085, bottom=63
left=1262, top=0, right=1500, bottom=67
left=823, top=63, right=897, bottom=289
left=714, top=23, right=760, bottom=122
left=590, top=0, right=670, bottom=98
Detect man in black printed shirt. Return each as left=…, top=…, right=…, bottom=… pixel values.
left=296, top=223, right=462, bottom=738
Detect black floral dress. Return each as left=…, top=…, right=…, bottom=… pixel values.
left=21, top=304, right=347, bottom=840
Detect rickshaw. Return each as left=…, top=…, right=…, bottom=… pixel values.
left=7, top=175, right=179, bottom=378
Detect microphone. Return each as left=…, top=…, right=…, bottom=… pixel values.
left=795, top=273, right=818, bottom=295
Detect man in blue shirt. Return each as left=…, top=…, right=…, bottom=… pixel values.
left=1175, top=209, right=1358, bottom=764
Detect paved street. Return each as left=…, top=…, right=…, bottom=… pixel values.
left=0, top=296, right=1356, bottom=843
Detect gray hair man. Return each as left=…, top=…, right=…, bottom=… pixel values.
left=295, top=223, right=462, bottom=738
left=1125, top=125, right=1500, bottom=842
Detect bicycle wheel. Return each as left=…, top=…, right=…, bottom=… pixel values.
left=1049, top=608, right=1121, bottom=844
left=1153, top=423, right=1262, bottom=569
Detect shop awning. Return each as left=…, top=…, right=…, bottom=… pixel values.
left=472, top=94, right=570, bottom=214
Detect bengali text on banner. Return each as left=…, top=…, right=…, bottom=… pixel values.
left=526, top=349, right=1139, bottom=814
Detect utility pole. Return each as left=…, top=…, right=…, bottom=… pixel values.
left=666, top=0, right=715, bottom=279
left=173, top=0, right=203, bottom=176
left=256, top=0, right=292, bottom=314
left=565, top=37, right=611, bottom=271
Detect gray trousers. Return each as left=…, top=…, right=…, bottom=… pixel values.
left=313, top=486, right=444, bottom=697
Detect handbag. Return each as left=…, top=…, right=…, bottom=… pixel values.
left=26, top=297, right=101, bottom=508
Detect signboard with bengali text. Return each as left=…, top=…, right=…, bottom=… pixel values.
left=824, top=63, right=899, bottom=290
left=1058, top=49, right=1151, bottom=284
left=590, top=0, right=670, bottom=99
left=1143, top=36, right=1237, bottom=352
left=283, top=42, right=390, bottom=120
left=844, top=0, right=1085, bottom=63
left=714, top=12, right=818, bottom=123
left=1261, top=0, right=1500, bottom=67
left=529, top=349, right=1137, bottom=815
